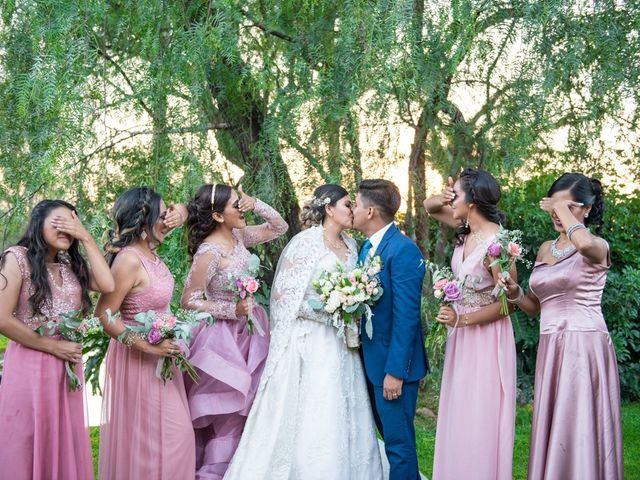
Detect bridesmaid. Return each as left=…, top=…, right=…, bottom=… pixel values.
left=0, top=200, right=114, bottom=480
left=181, top=184, right=287, bottom=480
left=424, top=168, right=517, bottom=480
left=95, top=187, right=196, bottom=480
left=499, top=173, right=623, bottom=480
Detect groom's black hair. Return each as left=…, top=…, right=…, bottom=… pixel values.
left=358, top=179, right=401, bottom=223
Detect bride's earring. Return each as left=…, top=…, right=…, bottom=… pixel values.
left=141, top=231, right=148, bottom=240
left=464, top=217, right=469, bottom=228
left=585, top=212, right=589, bottom=218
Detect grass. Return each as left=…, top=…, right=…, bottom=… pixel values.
left=88, top=399, right=639, bottom=479
left=3, top=334, right=638, bottom=479
left=414, top=384, right=640, bottom=479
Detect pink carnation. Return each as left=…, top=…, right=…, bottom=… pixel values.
left=508, top=242, right=522, bottom=258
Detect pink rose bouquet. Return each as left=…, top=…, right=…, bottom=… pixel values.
left=485, top=227, right=530, bottom=315
left=425, top=261, right=466, bottom=334
left=121, top=309, right=214, bottom=383
left=228, top=253, right=265, bottom=335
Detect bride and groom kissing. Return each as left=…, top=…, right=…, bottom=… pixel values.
left=224, top=179, right=428, bottom=480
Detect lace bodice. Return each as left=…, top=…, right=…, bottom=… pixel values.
left=4, top=246, right=82, bottom=330
left=451, top=235, right=497, bottom=310
left=181, top=199, right=288, bottom=320
left=118, top=247, right=174, bottom=324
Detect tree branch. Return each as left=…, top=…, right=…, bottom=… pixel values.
left=77, top=123, right=230, bottom=163
left=240, top=9, right=295, bottom=42
left=283, top=135, right=331, bottom=183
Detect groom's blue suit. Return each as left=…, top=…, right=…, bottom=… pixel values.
left=360, top=224, right=428, bottom=480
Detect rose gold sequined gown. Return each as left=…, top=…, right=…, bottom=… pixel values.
left=0, top=246, right=94, bottom=480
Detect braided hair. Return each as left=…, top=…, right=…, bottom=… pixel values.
left=455, top=168, right=507, bottom=245
left=104, top=187, right=162, bottom=266
left=186, top=183, right=233, bottom=257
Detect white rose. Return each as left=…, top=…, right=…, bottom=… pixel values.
left=434, top=289, right=444, bottom=299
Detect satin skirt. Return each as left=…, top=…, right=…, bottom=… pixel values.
left=528, top=331, right=623, bottom=480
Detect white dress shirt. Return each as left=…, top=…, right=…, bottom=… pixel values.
left=366, top=222, right=394, bottom=259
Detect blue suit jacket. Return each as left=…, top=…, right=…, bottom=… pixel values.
left=361, top=224, right=428, bottom=387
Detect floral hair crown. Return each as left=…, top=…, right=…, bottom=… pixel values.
left=311, top=195, right=331, bottom=208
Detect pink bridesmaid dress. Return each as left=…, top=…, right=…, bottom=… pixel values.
left=0, top=246, right=94, bottom=480
left=181, top=199, right=287, bottom=480
left=98, top=246, right=196, bottom=480
left=527, top=248, right=623, bottom=480
left=432, top=236, right=517, bottom=480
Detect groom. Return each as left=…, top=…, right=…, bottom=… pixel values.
left=352, top=179, right=428, bottom=480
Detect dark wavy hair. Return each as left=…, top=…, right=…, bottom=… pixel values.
left=104, top=187, right=162, bottom=266
left=0, top=200, right=92, bottom=316
left=300, top=184, right=349, bottom=229
left=186, top=184, right=233, bottom=257
left=455, top=168, right=507, bottom=245
left=548, top=173, right=605, bottom=234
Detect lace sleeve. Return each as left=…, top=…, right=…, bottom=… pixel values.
left=270, top=227, right=325, bottom=329
left=181, top=248, right=238, bottom=320
left=240, top=199, right=289, bottom=248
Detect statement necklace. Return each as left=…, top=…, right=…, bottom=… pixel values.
left=550, top=237, right=576, bottom=259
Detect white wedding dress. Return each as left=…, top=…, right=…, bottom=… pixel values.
left=224, top=225, right=383, bottom=480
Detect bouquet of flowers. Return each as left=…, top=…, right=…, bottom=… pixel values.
left=485, top=227, right=530, bottom=315
left=228, top=253, right=265, bottom=336
left=425, top=261, right=466, bottom=335
left=37, top=311, right=103, bottom=391
left=308, top=256, right=384, bottom=348
left=120, top=309, right=214, bottom=383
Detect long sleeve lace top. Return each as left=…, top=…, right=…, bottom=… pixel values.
left=181, top=200, right=288, bottom=320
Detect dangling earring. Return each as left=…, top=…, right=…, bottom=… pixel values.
left=141, top=231, right=148, bottom=240
left=585, top=213, right=589, bottom=218
left=464, top=217, right=469, bottom=228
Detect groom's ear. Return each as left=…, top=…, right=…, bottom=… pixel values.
left=367, top=205, right=376, bottom=220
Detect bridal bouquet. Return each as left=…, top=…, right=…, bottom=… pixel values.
left=118, top=309, right=214, bottom=383
left=485, top=227, right=530, bottom=315
left=228, top=253, right=266, bottom=336
left=308, top=256, right=384, bottom=348
left=37, top=311, right=103, bottom=391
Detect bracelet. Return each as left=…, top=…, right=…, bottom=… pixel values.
left=463, top=313, right=470, bottom=327
left=505, top=285, right=525, bottom=304
left=566, top=223, right=586, bottom=241
left=117, top=329, right=144, bottom=347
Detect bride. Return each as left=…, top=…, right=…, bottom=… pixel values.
left=224, top=184, right=383, bottom=479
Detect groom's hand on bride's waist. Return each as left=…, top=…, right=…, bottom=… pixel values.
left=383, top=374, right=404, bottom=401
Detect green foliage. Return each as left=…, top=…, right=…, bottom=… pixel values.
left=501, top=173, right=640, bottom=401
